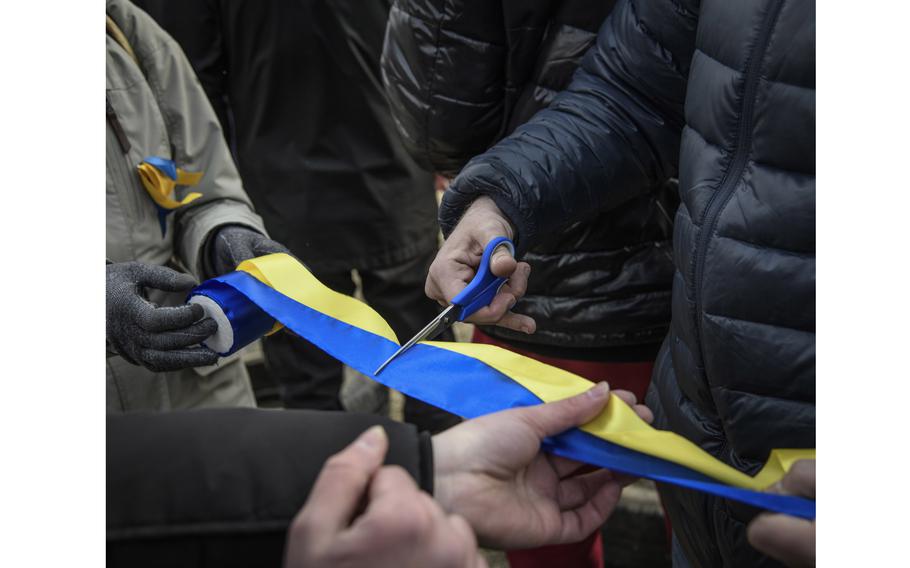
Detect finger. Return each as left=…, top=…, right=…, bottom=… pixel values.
left=610, top=389, right=654, bottom=424
left=747, top=513, right=815, bottom=567
left=517, top=382, right=611, bottom=439
left=296, top=426, right=389, bottom=536
left=547, top=454, right=597, bottom=479
left=138, top=265, right=199, bottom=293
left=139, top=346, right=219, bottom=372
left=612, top=389, right=638, bottom=407
left=437, top=270, right=474, bottom=305
left=445, top=513, right=482, bottom=568
left=496, top=311, right=537, bottom=334
left=252, top=237, right=291, bottom=257
left=345, top=466, right=427, bottom=542
left=780, top=460, right=815, bottom=499
left=558, top=476, right=623, bottom=544
left=367, top=464, right=420, bottom=502
left=633, top=403, right=654, bottom=424
left=138, top=302, right=206, bottom=332
left=467, top=290, right=517, bottom=323
left=489, top=246, right=518, bottom=278
left=428, top=260, right=474, bottom=304
left=501, top=262, right=531, bottom=298
left=142, top=317, right=219, bottom=350
left=556, top=469, right=618, bottom=510
left=466, top=288, right=535, bottom=330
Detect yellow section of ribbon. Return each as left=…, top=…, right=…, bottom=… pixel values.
left=239, top=254, right=813, bottom=490
left=137, top=161, right=204, bottom=210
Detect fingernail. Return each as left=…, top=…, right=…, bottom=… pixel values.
left=357, top=425, right=387, bottom=451
left=587, top=382, right=610, bottom=400
left=508, top=298, right=517, bottom=310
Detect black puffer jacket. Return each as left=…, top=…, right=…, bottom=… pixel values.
left=382, top=0, right=676, bottom=355
left=437, top=1, right=815, bottom=566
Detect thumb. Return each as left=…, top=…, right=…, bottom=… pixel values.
left=519, top=383, right=611, bottom=438
left=489, top=243, right=518, bottom=278
left=296, top=425, right=389, bottom=536
left=139, top=264, right=199, bottom=293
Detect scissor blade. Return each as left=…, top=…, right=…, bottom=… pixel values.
left=373, top=305, right=458, bottom=375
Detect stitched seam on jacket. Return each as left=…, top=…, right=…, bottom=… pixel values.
left=749, top=157, right=816, bottom=179
left=394, top=5, right=504, bottom=48
left=422, top=0, right=451, bottom=165
left=711, top=385, right=816, bottom=409
left=430, top=92, right=499, bottom=106
left=628, top=0, right=686, bottom=78
left=712, top=233, right=815, bottom=259
left=702, top=311, right=815, bottom=335
left=107, top=519, right=290, bottom=540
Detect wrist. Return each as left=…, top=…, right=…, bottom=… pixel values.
left=465, top=196, right=516, bottom=241
left=430, top=432, right=459, bottom=514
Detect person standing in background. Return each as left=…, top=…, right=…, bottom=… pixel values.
left=106, top=0, right=288, bottom=412
left=423, top=0, right=816, bottom=565
left=136, top=0, right=459, bottom=431
left=382, top=1, right=677, bottom=565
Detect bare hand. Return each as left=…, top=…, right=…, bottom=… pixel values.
left=425, top=197, right=536, bottom=334
left=285, top=426, right=486, bottom=568
left=432, top=383, right=653, bottom=549
left=747, top=459, right=816, bottom=567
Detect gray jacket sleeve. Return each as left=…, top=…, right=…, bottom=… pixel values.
left=106, top=0, right=266, bottom=280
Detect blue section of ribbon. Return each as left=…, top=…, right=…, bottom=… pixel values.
left=143, top=156, right=178, bottom=180
left=190, top=276, right=277, bottom=356
left=200, top=271, right=815, bottom=519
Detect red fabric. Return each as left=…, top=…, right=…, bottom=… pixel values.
left=471, top=329, right=655, bottom=568
left=508, top=531, right=604, bottom=568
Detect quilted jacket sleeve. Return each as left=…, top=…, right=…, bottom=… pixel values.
left=439, top=0, right=698, bottom=252
left=381, top=0, right=509, bottom=174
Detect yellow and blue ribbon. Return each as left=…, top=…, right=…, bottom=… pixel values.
left=189, top=253, right=816, bottom=519
left=137, top=156, right=203, bottom=235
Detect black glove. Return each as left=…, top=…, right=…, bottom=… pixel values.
left=106, top=262, right=219, bottom=372
left=207, top=225, right=290, bottom=277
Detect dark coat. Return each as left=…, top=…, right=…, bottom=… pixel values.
left=135, top=0, right=439, bottom=273
left=382, top=0, right=676, bottom=355
left=107, top=409, right=432, bottom=567
left=437, top=0, right=816, bottom=565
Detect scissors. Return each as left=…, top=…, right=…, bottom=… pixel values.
left=374, top=236, right=516, bottom=375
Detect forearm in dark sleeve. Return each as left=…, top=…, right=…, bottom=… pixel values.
left=107, top=408, right=432, bottom=567
left=439, top=0, right=698, bottom=252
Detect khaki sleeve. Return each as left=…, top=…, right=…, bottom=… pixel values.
left=110, top=0, right=267, bottom=279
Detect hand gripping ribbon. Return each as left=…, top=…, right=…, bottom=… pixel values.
left=188, top=254, right=816, bottom=519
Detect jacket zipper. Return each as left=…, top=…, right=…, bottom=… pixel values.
left=695, top=0, right=783, bottom=368
left=107, top=95, right=131, bottom=154
left=692, top=0, right=784, bottom=368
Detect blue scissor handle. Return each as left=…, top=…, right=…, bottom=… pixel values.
left=451, top=236, right=516, bottom=322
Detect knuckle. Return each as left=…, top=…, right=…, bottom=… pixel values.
left=323, top=453, right=365, bottom=477
left=434, top=536, right=471, bottom=567
left=289, top=511, right=317, bottom=538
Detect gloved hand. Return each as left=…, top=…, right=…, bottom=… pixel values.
left=207, top=225, right=290, bottom=277
left=106, top=262, right=219, bottom=372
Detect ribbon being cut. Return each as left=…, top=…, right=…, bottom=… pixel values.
left=188, top=253, right=816, bottom=519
